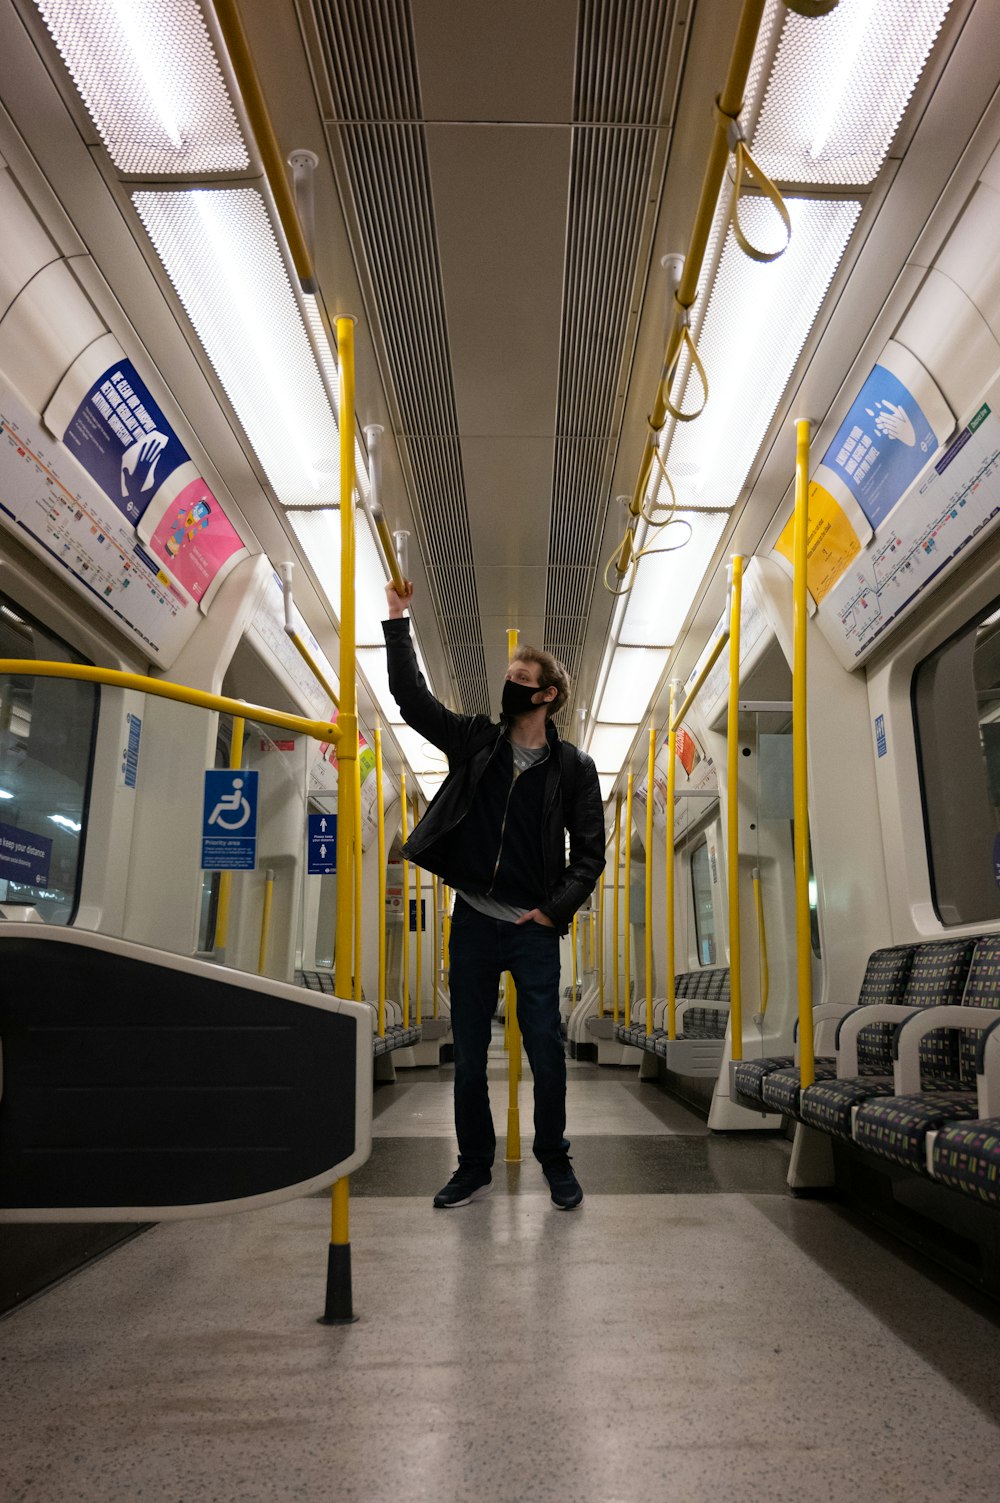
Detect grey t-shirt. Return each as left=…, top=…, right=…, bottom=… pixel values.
left=459, top=740, right=548, bottom=923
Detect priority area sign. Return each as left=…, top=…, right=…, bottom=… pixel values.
left=201, top=769, right=259, bottom=871
left=308, top=812, right=337, bottom=875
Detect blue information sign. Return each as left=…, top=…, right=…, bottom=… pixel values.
left=122, top=712, right=142, bottom=788
left=0, top=821, right=52, bottom=886
left=822, top=362, right=938, bottom=531
left=62, top=359, right=190, bottom=525
left=201, top=770, right=258, bottom=871
left=874, top=714, right=887, bottom=759
left=307, top=812, right=337, bottom=875
left=409, top=898, right=426, bottom=932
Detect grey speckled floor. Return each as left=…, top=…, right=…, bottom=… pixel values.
left=4, top=1045, right=1000, bottom=1502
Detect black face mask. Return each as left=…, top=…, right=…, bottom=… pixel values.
left=501, top=679, right=545, bottom=720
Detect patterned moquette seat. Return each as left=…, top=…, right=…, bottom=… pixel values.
left=799, top=938, right=976, bottom=1140
left=930, top=1119, right=1000, bottom=1205
left=734, top=945, right=915, bottom=1109
left=852, top=936, right=1000, bottom=1170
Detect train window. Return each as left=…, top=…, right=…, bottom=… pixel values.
left=690, top=840, right=716, bottom=965
left=0, top=595, right=98, bottom=923
left=913, top=596, right=1000, bottom=925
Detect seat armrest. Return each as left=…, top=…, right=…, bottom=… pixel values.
left=835, top=1004, right=919, bottom=1077
left=893, top=1005, right=1000, bottom=1095
left=976, top=1015, right=1000, bottom=1116
left=810, top=1003, right=855, bottom=1057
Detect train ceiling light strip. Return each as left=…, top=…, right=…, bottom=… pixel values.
left=133, top=187, right=340, bottom=508
left=33, top=0, right=249, bottom=175
left=751, top=0, right=954, bottom=186
left=588, top=724, right=641, bottom=775
left=655, top=196, right=861, bottom=515
left=617, top=510, right=730, bottom=649
left=289, top=509, right=394, bottom=650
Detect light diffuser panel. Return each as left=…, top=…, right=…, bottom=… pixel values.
left=618, top=510, right=729, bottom=648
left=588, top=724, right=639, bottom=772
left=290, top=509, right=388, bottom=648
left=36, top=0, right=248, bottom=175
left=596, top=647, right=668, bottom=724
left=751, top=0, right=952, bottom=186
left=134, top=189, right=340, bottom=508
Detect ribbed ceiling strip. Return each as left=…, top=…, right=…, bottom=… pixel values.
left=544, top=0, right=676, bottom=710
left=312, top=0, right=490, bottom=714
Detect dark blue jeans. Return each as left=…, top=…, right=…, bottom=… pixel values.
left=449, top=896, right=569, bottom=1170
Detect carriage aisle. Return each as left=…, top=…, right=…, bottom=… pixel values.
left=4, top=1035, right=1000, bottom=1503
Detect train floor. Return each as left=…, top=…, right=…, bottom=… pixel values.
left=3, top=1027, right=1000, bottom=1502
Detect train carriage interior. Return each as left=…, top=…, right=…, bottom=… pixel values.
left=3, top=0, right=1000, bottom=1499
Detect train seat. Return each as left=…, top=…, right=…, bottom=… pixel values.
left=614, top=970, right=731, bottom=1075
left=798, top=938, right=978, bottom=1140
left=731, top=945, right=916, bottom=1109
left=297, top=969, right=422, bottom=1054
left=927, top=1118, right=1000, bottom=1205
left=848, top=937, right=1000, bottom=1172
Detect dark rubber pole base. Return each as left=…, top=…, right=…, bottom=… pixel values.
left=317, top=1242, right=359, bottom=1325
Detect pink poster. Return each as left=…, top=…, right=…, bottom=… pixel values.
left=148, top=477, right=244, bottom=603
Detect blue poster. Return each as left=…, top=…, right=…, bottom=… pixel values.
left=0, top=821, right=52, bottom=886
left=62, top=360, right=189, bottom=526
left=307, top=812, right=337, bottom=875
left=201, top=769, right=259, bottom=871
left=409, top=898, right=426, bottom=932
left=121, top=712, right=142, bottom=789
left=822, top=363, right=939, bottom=531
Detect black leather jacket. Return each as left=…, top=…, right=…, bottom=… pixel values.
left=383, top=617, right=605, bottom=931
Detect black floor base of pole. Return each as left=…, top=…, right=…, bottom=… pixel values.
left=317, top=1241, right=359, bottom=1325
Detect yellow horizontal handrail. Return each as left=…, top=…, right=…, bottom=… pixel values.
left=0, top=660, right=340, bottom=743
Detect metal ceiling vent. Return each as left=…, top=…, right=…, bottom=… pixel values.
left=311, top=0, right=490, bottom=715
left=545, top=0, right=677, bottom=693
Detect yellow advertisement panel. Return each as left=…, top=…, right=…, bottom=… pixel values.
left=774, top=480, right=862, bottom=604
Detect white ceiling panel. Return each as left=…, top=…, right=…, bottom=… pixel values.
left=426, top=124, right=570, bottom=435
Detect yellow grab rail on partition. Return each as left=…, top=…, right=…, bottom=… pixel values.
left=432, top=874, right=440, bottom=1020
left=670, top=632, right=729, bottom=734
left=665, top=684, right=678, bottom=1039
left=257, top=867, right=274, bottom=975
left=597, top=850, right=605, bottom=1018
left=752, top=866, right=769, bottom=1020
left=607, top=799, right=616, bottom=1022
left=624, top=773, right=634, bottom=1026
left=505, top=625, right=522, bottom=1162
left=0, top=661, right=340, bottom=743
left=644, top=726, right=655, bottom=1035
left=726, top=556, right=744, bottom=1060
left=400, top=771, right=410, bottom=1029
left=571, top=913, right=578, bottom=997
left=352, top=751, right=363, bottom=1003
left=793, top=420, right=815, bottom=1089
left=375, top=728, right=387, bottom=1037
left=413, top=796, right=422, bottom=1026
left=214, top=713, right=245, bottom=957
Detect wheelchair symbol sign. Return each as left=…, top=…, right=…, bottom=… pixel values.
left=202, top=769, right=259, bottom=870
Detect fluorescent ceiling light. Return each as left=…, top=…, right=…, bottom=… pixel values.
left=49, top=814, right=81, bottom=833
left=660, top=197, right=860, bottom=513
left=290, top=508, right=390, bottom=648
left=598, top=774, right=616, bottom=802
left=416, top=770, right=446, bottom=800
left=0, top=788, right=14, bottom=799
left=356, top=647, right=402, bottom=724
left=589, top=724, right=638, bottom=772
left=618, top=511, right=729, bottom=648
left=134, top=188, right=339, bottom=507
left=391, top=724, right=447, bottom=777
left=596, top=647, right=669, bottom=724
left=751, top=0, right=952, bottom=186
left=35, top=0, right=248, bottom=175
left=0, top=605, right=25, bottom=622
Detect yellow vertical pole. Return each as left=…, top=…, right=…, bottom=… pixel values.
left=571, top=914, right=578, bottom=997
left=727, top=556, right=744, bottom=1061
left=256, top=867, right=274, bottom=975
left=375, top=727, right=386, bottom=1038
left=413, top=795, right=422, bottom=1027
left=353, top=749, right=363, bottom=1003
left=400, top=773, right=410, bottom=1029
left=666, top=685, right=678, bottom=1039
left=597, top=852, right=605, bottom=1018
left=432, top=874, right=440, bottom=1020
left=793, top=420, right=815, bottom=1089
left=645, top=726, right=655, bottom=1035
left=505, top=624, right=521, bottom=1162
left=607, top=799, right=616, bottom=1022
left=323, top=312, right=359, bottom=1326
left=624, top=772, right=634, bottom=1027
left=442, top=884, right=452, bottom=976
left=214, top=714, right=245, bottom=958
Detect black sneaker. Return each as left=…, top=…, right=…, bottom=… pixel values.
left=432, top=1167, right=493, bottom=1209
left=543, top=1155, right=583, bottom=1210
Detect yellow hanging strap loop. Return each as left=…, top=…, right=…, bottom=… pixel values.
left=663, top=304, right=709, bottom=425
left=716, top=99, right=792, bottom=266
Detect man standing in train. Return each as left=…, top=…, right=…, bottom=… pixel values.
left=383, top=582, right=605, bottom=1210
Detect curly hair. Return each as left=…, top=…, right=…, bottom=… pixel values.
left=511, top=645, right=571, bottom=719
